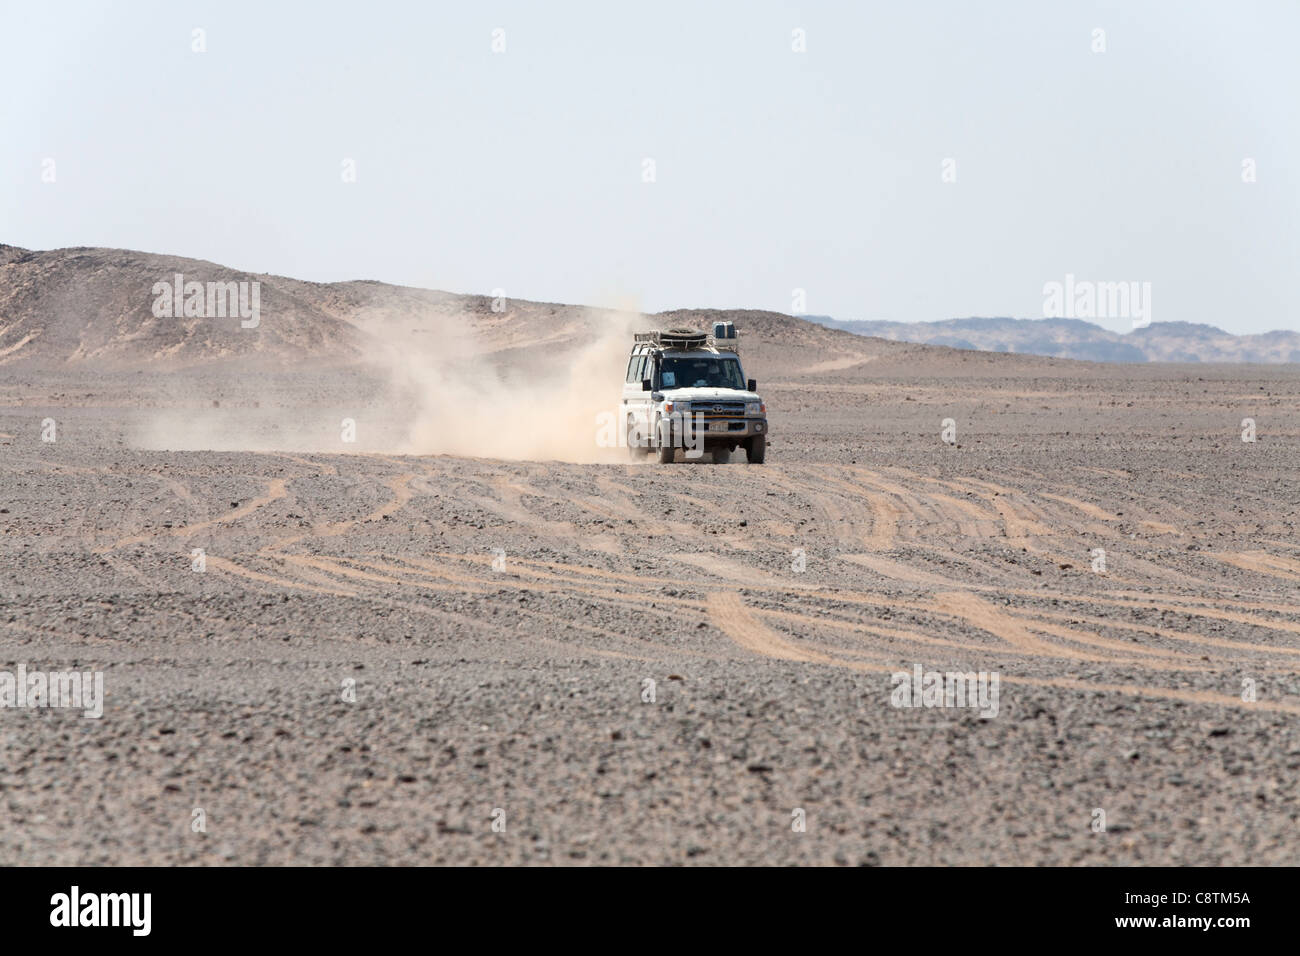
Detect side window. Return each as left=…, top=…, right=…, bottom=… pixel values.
left=625, top=354, right=638, bottom=383
left=634, top=355, right=647, bottom=383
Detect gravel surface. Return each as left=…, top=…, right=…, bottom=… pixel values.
left=2, top=361, right=1299, bottom=865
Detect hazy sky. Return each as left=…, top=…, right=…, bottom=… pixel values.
left=3, top=0, right=1297, bottom=334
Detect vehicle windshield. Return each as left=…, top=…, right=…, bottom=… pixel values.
left=660, top=356, right=745, bottom=390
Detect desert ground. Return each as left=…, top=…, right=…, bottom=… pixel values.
left=1, top=250, right=1299, bottom=865
left=3, top=361, right=1299, bottom=866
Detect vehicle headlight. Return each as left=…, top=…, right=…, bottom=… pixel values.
left=677, top=401, right=691, bottom=414
left=745, top=402, right=761, bottom=416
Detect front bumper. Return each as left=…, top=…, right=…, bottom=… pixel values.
left=667, top=415, right=767, bottom=441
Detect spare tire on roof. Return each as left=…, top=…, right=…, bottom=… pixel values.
left=660, top=328, right=708, bottom=348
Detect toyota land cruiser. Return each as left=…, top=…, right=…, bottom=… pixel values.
left=620, top=324, right=768, bottom=464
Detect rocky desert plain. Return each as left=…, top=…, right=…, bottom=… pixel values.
left=2, top=245, right=1299, bottom=865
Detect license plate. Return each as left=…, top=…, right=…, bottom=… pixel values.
left=709, top=421, right=729, bottom=432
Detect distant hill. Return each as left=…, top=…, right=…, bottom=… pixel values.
left=0, top=244, right=886, bottom=376
left=807, top=315, right=1300, bottom=364
left=13, top=243, right=1287, bottom=376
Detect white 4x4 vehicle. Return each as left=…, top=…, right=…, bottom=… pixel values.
left=621, top=325, right=768, bottom=464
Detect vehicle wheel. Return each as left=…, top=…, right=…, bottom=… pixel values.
left=627, top=418, right=649, bottom=458
left=654, top=417, right=676, bottom=463
left=713, top=447, right=730, bottom=464
left=745, top=435, right=766, bottom=464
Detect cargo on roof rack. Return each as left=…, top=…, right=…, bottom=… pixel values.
left=634, top=328, right=709, bottom=350
left=633, top=326, right=741, bottom=351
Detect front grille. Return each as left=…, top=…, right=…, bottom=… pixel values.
left=694, top=402, right=746, bottom=416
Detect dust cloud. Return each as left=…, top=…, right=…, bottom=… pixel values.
left=132, top=306, right=643, bottom=463
left=379, top=307, right=640, bottom=463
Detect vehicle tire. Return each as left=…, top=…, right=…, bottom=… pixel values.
left=627, top=418, right=649, bottom=459
left=713, top=447, right=730, bottom=464
left=654, top=417, right=676, bottom=463
left=745, top=435, right=766, bottom=464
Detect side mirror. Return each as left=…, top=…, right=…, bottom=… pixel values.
left=642, top=378, right=653, bottom=391
left=747, top=378, right=757, bottom=392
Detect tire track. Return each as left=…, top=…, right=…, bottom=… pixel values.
left=96, top=477, right=288, bottom=553
left=706, top=592, right=836, bottom=664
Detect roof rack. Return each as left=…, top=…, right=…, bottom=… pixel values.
left=634, top=328, right=708, bottom=350
left=633, top=325, right=740, bottom=352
